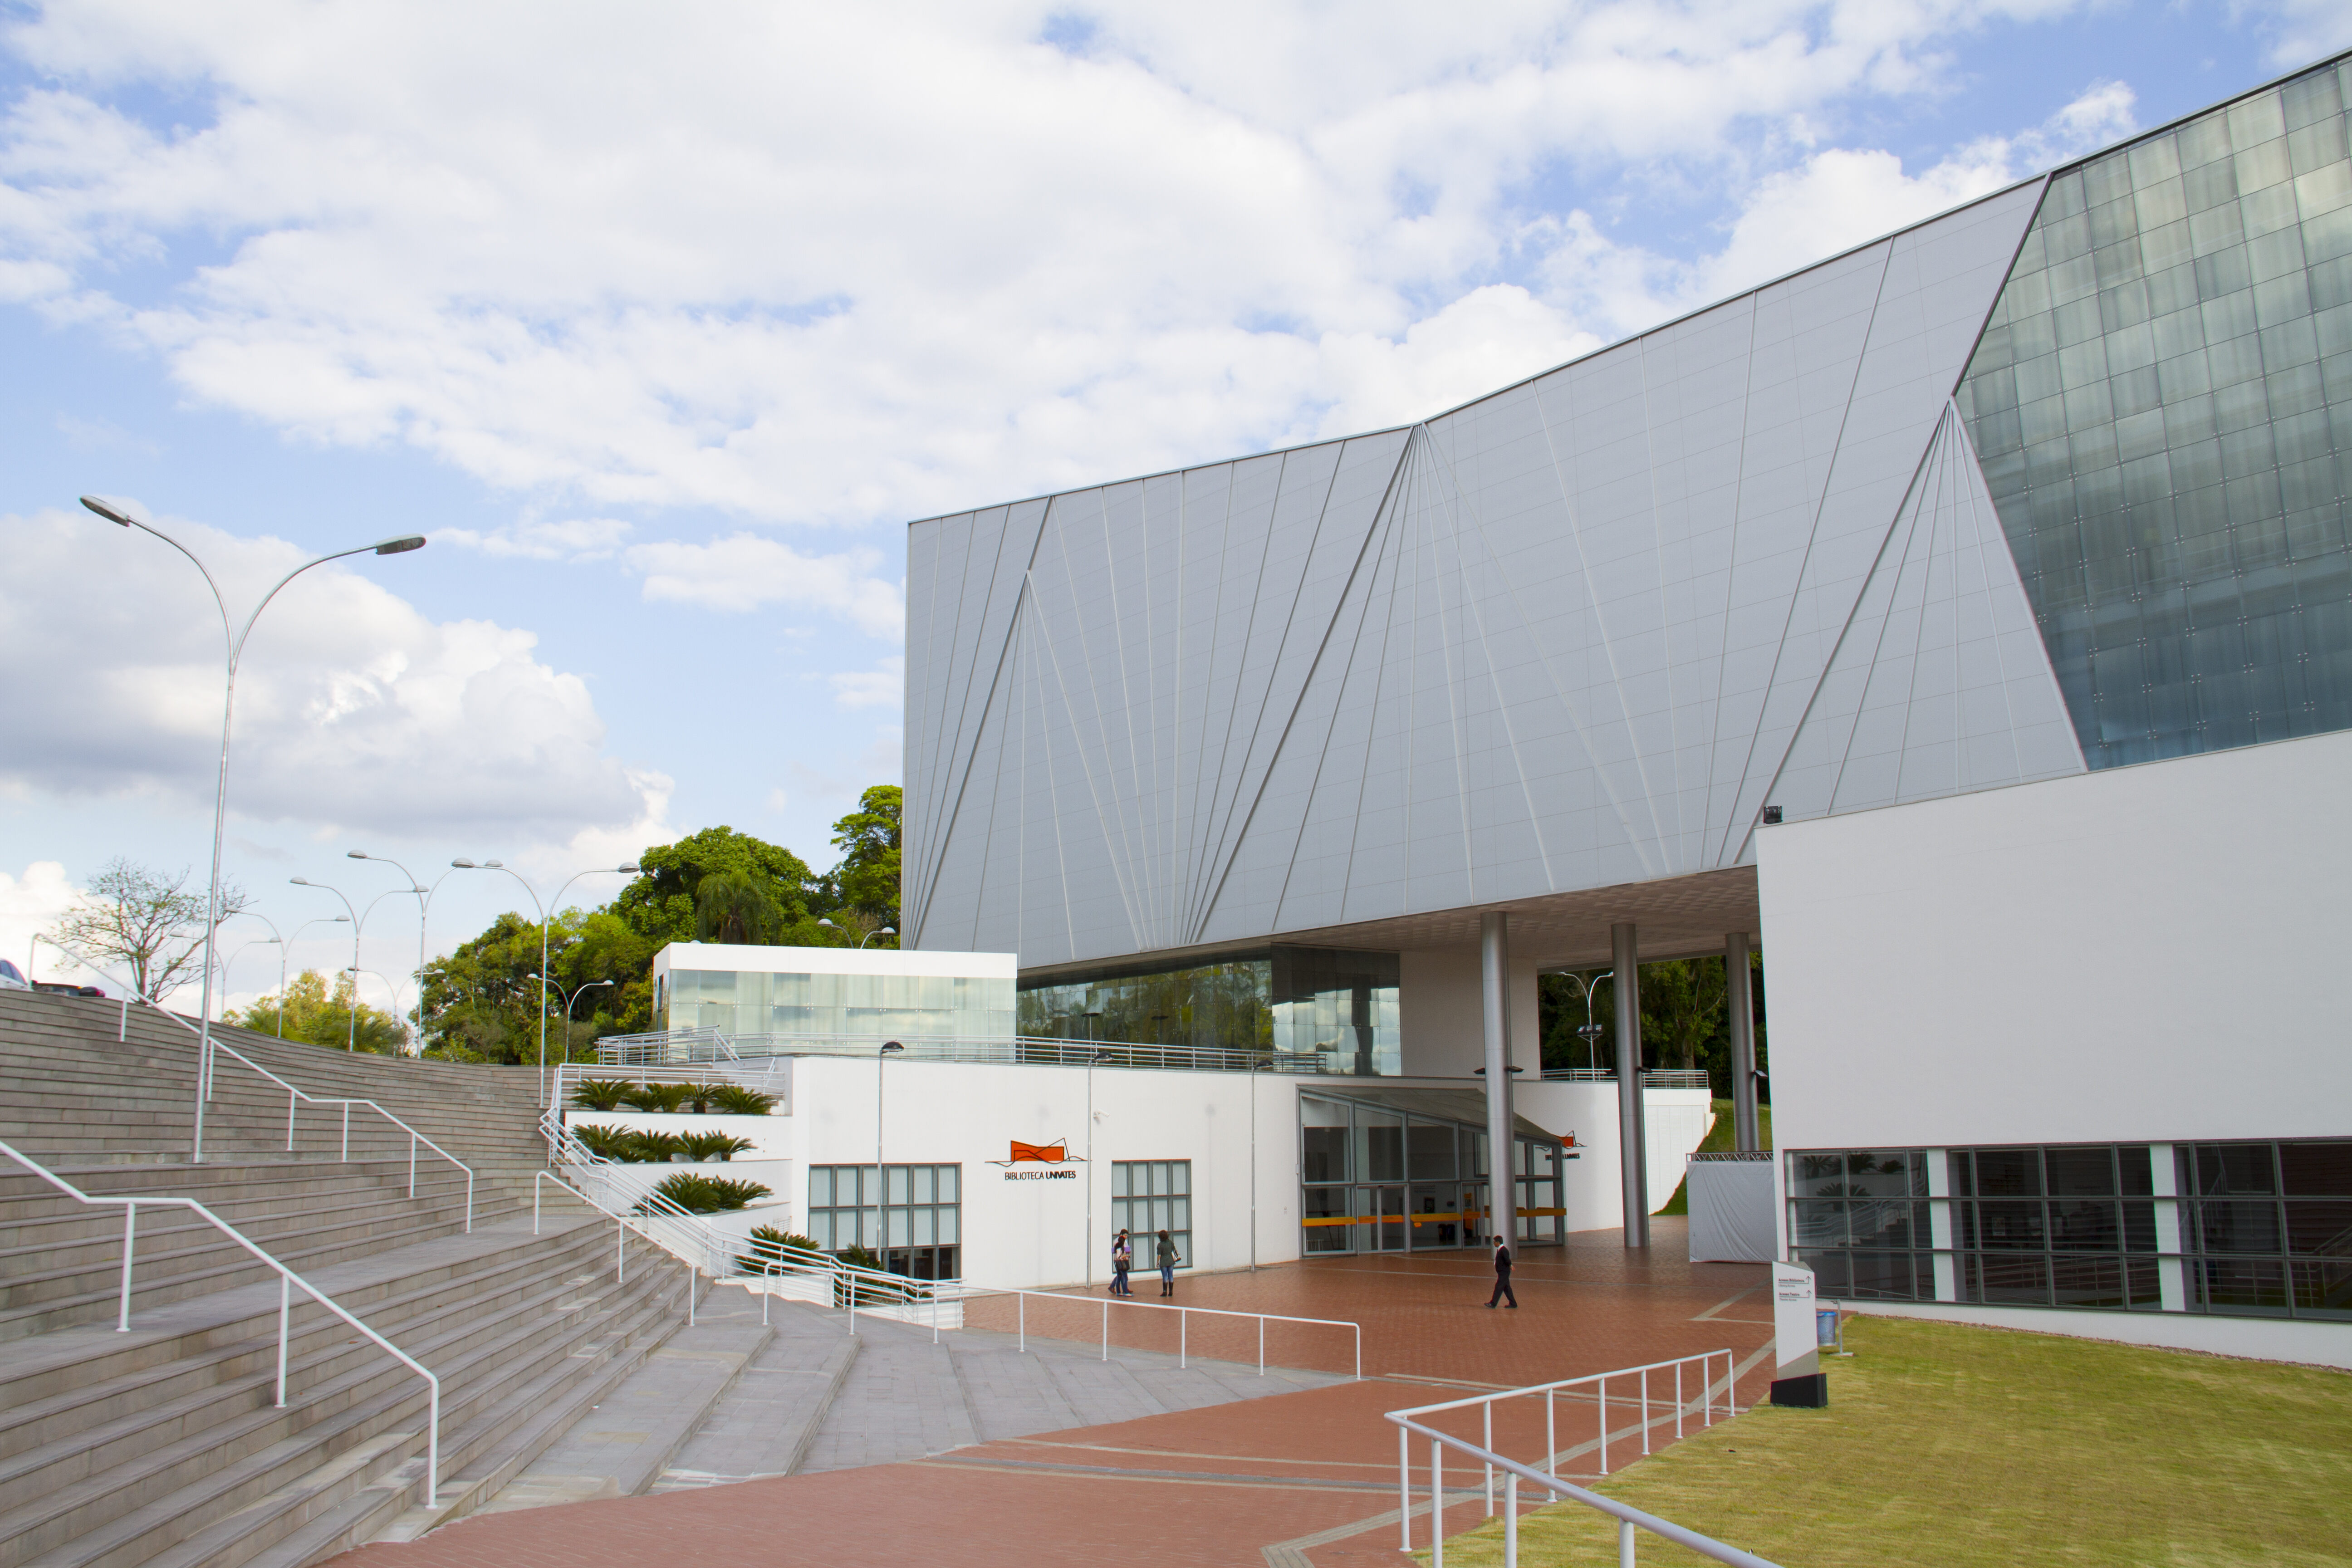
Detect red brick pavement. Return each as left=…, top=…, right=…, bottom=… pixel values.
left=333, top=1223, right=1774, bottom=1568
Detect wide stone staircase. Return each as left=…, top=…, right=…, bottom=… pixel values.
left=0, top=989, right=690, bottom=1568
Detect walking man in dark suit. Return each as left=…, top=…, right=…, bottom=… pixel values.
left=1486, top=1234, right=1518, bottom=1308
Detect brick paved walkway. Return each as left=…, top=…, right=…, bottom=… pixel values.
left=333, top=1221, right=1774, bottom=1567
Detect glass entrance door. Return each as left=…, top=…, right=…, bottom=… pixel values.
left=1355, top=1186, right=1407, bottom=1251
left=1409, top=1183, right=1463, bottom=1249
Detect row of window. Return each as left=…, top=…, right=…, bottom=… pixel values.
left=802, top=1160, right=1194, bottom=1283
left=1788, top=1142, right=2352, bottom=1320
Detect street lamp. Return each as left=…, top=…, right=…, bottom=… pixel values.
left=1562, top=970, right=1612, bottom=1074
left=346, top=850, right=447, bottom=1051
left=876, top=1041, right=904, bottom=1256
left=449, top=858, right=640, bottom=1104
left=344, top=967, right=404, bottom=1050
left=289, top=878, right=366, bottom=1052
left=82, top=494, right=426, bottom=1161
left=530, top=974, right=615, bottom=1063
left=860, top=926, right=896, bottom=950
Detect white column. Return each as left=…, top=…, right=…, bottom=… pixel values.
left=2150, top=1143, right=2186, bottom=1312
left=1925, top=1149, right=1957, bottom=1302
left=1480, top=913, right=1515, bottom=1247
left=1725, top=932, right=1758, bottom=1152
left=1612, top=922, right=1648, bottom=1247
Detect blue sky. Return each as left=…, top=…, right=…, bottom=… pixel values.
left=2, top=0, right=2345, bottom=1013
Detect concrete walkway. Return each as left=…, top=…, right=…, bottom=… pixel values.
left=477, top=1280, right=1348, bottom=1512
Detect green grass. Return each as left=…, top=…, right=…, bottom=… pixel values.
left=1419, top=1315, right=2352, bottom=1567
left=1659, top=1098, right=1772, bottom=1215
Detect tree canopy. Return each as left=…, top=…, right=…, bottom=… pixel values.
left=1537, top=951, right=1767, bottom=1100
left=225, top=969, right=405, bottom=1054
left=46, top=858, right=249, bottom=1002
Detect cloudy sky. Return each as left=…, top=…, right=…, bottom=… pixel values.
left=2, top=0, right=2346, bottom=1013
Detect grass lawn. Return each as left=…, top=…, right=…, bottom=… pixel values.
left=1422, top=1315, right=2352, bottom=1567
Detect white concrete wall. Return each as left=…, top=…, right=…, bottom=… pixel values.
left=1511, top=1083, right=1715, bottom=1231
left=652, top=942, right=1017, bottom=983
left=1397, top=948, right=1542, bottom=1078
left=1758, top=729, right=2352, bottom=1152
left=1839, top=1299, right=2352, bottom=1372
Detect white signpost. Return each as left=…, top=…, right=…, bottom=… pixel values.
left=1769, top=1260, right=1827, bottom=1406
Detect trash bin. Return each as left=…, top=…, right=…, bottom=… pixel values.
left=1816, top=1306, right=1842, bottom=1350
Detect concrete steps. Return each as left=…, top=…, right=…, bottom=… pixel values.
left=0, top=989, right=685, bottom=1568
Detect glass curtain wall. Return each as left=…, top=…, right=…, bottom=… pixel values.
left=1298, top=1094, right=1565, bottom=1254
left=1788, top=1141, right=2352, bottom=1319
left=1110, top=1161, right=1192, bottom=1273
left=1018, top=946, right=1401, bottom=1071
left=669, top=969, right=1014, bottom=1040
left=1957, top=57, right=2352, bottom=767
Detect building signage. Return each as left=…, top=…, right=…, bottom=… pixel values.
left=992, top=1139, right=1083, bottom=1181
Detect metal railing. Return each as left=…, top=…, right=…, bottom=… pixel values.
left=950, top=1285, right=1360, bottom=1378
left=110, top=996, right=476, bottom=1230
left=205, top=1037, right=475, bottom=1229
left=547, top=1057, right=793, bottom=1116
left=593, top=1027, right=1341, bottom=1075
left=0, top=1137, right=443, bottom=1506
left=1539, top=1068, right=1715, bottom=1090
left=1387, top=1349, right=1751, bottom=1564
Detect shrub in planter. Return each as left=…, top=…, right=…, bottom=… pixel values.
left=740, top=1224, right=821, bottom=1274
left=571, top=1123, right=635, bottom=1161
left=677, top=1081, right=731, bottom=1114
left=708, top=1084, right=779, bottom=1116
left=680, top=1131, right=756, bottom=1162
left=832, top=1243, right=903, bottom=1307
left=622, top=1083, right=693, bottom=1113
left=629, top=1130, right=685, bottom=1163
left=642, top=1172, right=771, bottom=1215
left=571, top=1078, right=637, bottom=1112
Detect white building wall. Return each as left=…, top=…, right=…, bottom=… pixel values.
left=1512, top=1083, right=1715, bottom=1230
left=1397, top=949, right=1542, bottom=1078
left=1757, top=729, right=2352, bottom=1152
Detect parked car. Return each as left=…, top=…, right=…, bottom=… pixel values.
left=0, top=959, right=25, bottom=990
left=33, top=980, right=105, bottom=998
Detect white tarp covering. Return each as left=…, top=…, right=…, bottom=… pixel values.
left=1688, top=1157, right=1776, bottom=1263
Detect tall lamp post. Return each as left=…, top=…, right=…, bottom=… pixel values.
left=876, top=1041, right=904, bottom=1257
left=346, top=851, right=447, bottom=1052
left=1561, top=970, right=1612, bottom=1073
left=82, top=494, right=425, bottom=1161
left=449, top=859, right=640, bottom=1102
left=532, top=974, right=614, bottom=1063
left=289, top=878, right=372, bottom=1052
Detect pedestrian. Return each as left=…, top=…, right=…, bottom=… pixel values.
left=1110, top=1229, right=1133, bottom=1296
left=1155, top=1229, right=1182, bottom=1296
left=1486, top=1233, right=1517, bottom=1309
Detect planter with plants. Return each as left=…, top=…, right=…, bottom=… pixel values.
left=679, top=1131, right=758, bottom=1162
left=622, top=1083, right=694, bottom=1113
left=570, top=1078, right=638, bottom=1112
left=641, top=1172, right=772, bottom=1215
left=739, top=1225, right=821, bottom=1275
left=708, top=1083, right=779, bottom=1116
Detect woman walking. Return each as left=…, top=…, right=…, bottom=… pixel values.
left=1155, top=1229, right=1182, bottom=1296
left=1110, top=1229, right=1133, bottom=1296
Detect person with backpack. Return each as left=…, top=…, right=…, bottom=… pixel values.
left=1110, top=1229, right=1133, bottom=1296
left=1155, top=1229, right=1182, bottom=1296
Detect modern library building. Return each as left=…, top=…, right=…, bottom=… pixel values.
left=892, top=53, right=2352, bottom=1364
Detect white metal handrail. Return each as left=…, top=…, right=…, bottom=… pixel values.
left=1539, top=1067, right=1714, bottom=1089
left=948, top=1284, right=1362, bottom=1379
left=0, top=1137, right=442, bottom=1506
left=117, top=997, right=475, bottom=1230
left=206, top=1037, right=475, bottom=1229
left=1387, top=1350, right=1751, bottom=1566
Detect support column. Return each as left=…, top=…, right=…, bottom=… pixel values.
left=1612, top=922, right=1648, bottom=1248
left=1726, top=931, right=1758, bottom=1152
left=1480, top=912, right=1513, bottom=1247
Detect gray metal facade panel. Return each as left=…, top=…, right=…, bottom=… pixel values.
left=905, top=179, right=2086, bottom=967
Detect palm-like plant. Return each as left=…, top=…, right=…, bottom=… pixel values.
left=571, top=1123, right=634, bottom=1161
left=571, top=1078, right=637, bottom=1112
left=740, top=1225, right=821, bottom=1274
left=680, top=1131, right=756, bottom=1162
left=694, top=870, right=781, bottom=946
left=708, top=1083, right=779, bottom=1116
left=622, top=1083, right=693, bottom=1113
left=679, top=1081, right=730, bottom=1113
left=643, top=1173, right=771, bottom=1214
left=630, top=1129, right=686, bottom=1162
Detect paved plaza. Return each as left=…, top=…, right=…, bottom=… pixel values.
left=337, top=1222, right=1775, bottom=1567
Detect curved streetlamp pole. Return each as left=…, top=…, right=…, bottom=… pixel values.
left=450, top=859, right=639, bottom=1102
left=289, top=878, right=367, bottom=1051
left=345, top=966, right=405, bottom=1047
left=859, top=926, right=897, bottom=950
left=82, top=494, right=425, bottom=1160
left=347, top=852, right=456, bottom=1053
left=1563, top=970, right=1613, bottom=1073
left=530, top=974, right=614, bottom=1064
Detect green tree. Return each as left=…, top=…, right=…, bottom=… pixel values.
left=827, top=785, right=902, bottom=938
left=227, top=969, right=404, bottom=1054
left=1537, top=951, right=1768, bottom=1099
left=695, top=869, right=782, bottom=945
left=609, top=827, right=820, bottom=947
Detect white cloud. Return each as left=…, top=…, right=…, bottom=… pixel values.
left=0, top=505, right=667, bottom=844
left=627, top=534, right=905, bottom=637
left=440, top=516, right=632, bottom=561
left=0, top=0, right=2127, bottom=537
left=830, top=657, right=905, bottom=712
left=0, top=860, right=94, bottom=984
